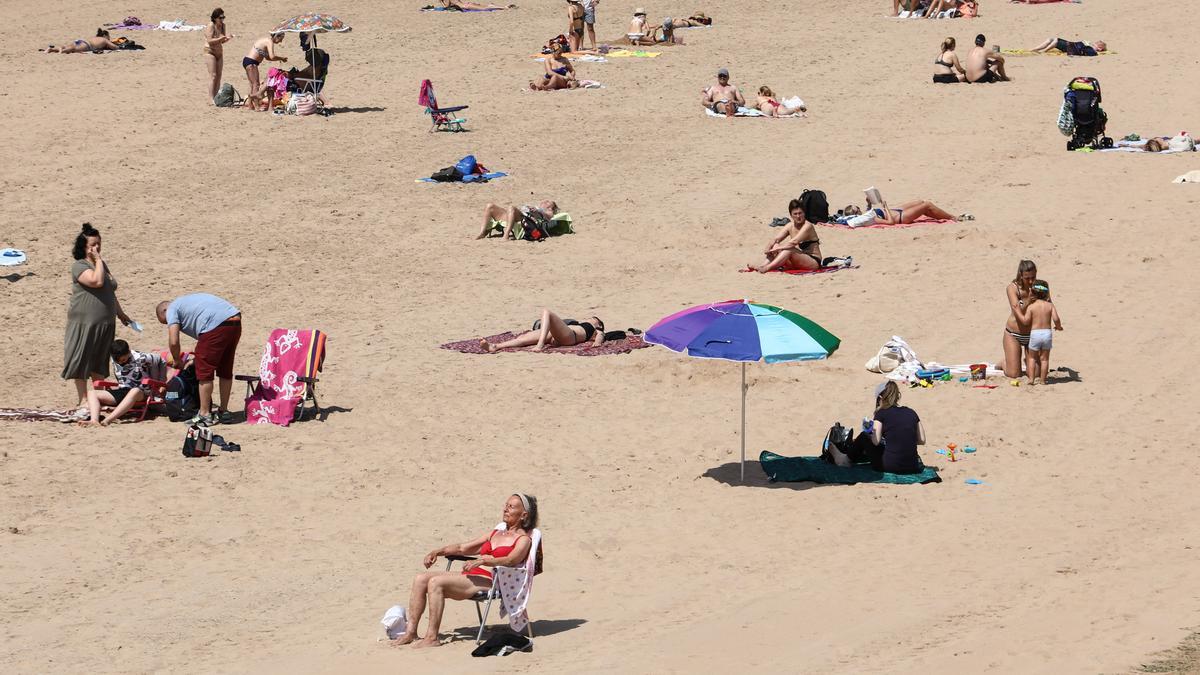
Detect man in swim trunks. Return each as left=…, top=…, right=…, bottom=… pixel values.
left=580, top=0, right=598, bottom=50
left=701, top=68, right=743, bottom=117
left=965, top=34, right=1009, bottom=83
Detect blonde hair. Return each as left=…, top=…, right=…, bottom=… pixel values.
left=758, top=86, right=774, bottom=97
left=941, top=37, right=956, bottom=52
left=1013, top=259, right=1037, bottom=286
left=876, top=381, right=901, bottom=411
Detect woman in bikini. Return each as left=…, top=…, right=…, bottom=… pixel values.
left=1001, top=259, right=1042, bottom=378
left=243, top=32, right=287, bottom=111
left=475, top=200, right=560, bottom=239
left=439, top=0, right=518, bottom=9
left=932, top=37, right=966, bottom=83
left=393, top=494, right=539, bottom=648
left=751, top=198, right=823, bottom=273
left=46, top=29, right=121, bottom=53
left=867, top=198, right=959, bottom=224
left=481, top=309, right=605, bottom=352
left=203, top=8, right=232, bottom=102
left=529, top=43, right=577, bottom=90
left=753, top=86, right=806, bottom=117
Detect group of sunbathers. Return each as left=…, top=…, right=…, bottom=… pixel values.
left=627, top=9, right=711, bottom=46
left=893, top=0, right=979, bottom=19
left=701, top=68, right=806, bottom=117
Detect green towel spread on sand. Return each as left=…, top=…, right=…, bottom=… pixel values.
left=759, top=451, right=940, bottom=485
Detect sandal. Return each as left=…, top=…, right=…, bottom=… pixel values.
left=957, top=213, right=975, bottom=221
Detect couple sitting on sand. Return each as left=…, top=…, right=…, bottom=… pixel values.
left=932, top=35, right=1009, bottom=83
left=701, top=68, right=806, bottom=117
left=627, top=9, right=711, bottom=45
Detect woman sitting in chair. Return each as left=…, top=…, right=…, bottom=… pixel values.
left=393, top=494, right=538, bottom=648
left=480, top=309, right=604, bottom=352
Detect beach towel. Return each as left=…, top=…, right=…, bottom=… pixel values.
left=0, top=408, right=82, bottom=423
left=606, top=49, right=661, bottom=58
left=157, top=19, right=205, bottom=31
left=1002, top=48, right=1114, bottom=56
left=244, top=328, right=326, bottom=427
left=441, top=332, right=649, bottom=357
left=739, top=264, right=856, bottom=275
left=759, top=451, right=941, bottom=485
left=823, top=216, right=953, bottom=230
left=492, top=522, right=541, bottom=633
left=0, top=248, right=26, bottom=266
left=421, top=5, right=502, bottom=10
left=532, top=53, right=608, bottom=62
left=1098, top=138, right=1193, bottom=154
left=417, top=171, right=508, bottom=183
left=486, top=213, right=574, bottom=240
left=705, top=105, right=804, bottom=118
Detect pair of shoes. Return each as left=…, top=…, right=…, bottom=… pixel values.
left=768, top=216, right=790, bottom=227
left=216, top=410, right=237, bottom=425
left=187, top=413, right=216, bottom=427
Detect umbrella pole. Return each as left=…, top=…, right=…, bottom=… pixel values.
left=740, top=361, right=746, bottom=482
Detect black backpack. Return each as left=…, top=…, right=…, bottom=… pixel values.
left=430, top=166, right=463, bottom=182
left=820, top=422, right=858, bottom=465
left=799, top=189, right=830, bottom=223
left=163, top=365, right=200, bottom=422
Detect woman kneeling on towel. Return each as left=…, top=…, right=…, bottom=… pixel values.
left=1000, top=259, right=1043, bottom=378
left=846, top=381, right=926, bottom=474
left=393, top=494, right=538, bottom=648
left=481, top=309, right=605, bottom=352
left=751, top=197, right=823, bottom=272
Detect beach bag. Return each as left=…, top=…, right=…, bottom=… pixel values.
left=182, top=424, right=213, bottom=457
left=455, top=155, right=479, bottom=176
left=430, top=166, right=463, bottom=182
left=1057, top=99, right=1075, bottom=136
left=821, top=422, right=856, bottom=467
left=865, top=345, right=903, bottom=373
left=294, top=93, right=317, bottom=116
left=521, top=209, right=552, bottom=241
left=163, top=366, right=199, bottom=422
left=214, top=83, right=241, bottom=108
left=1168, top=133, right=1195, bottom=153
left=798, top=189, right=830, bottom=223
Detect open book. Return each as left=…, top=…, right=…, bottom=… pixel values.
left=864, top=186, right=885, bottom=209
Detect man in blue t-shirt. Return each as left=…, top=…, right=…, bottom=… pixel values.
left=156, top=292, right=241, bottom=426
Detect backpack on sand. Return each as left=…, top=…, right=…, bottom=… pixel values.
left=163, top=365, right=200, bottom=422
left=798, top=189, right=830, bottom=223
left=821, top=422, right=857, bottom=466
left=214, top=83, right=242, bottom=108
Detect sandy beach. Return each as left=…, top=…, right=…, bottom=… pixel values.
left=3, top=0, right=1200, bottom=672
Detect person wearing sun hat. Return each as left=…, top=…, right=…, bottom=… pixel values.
left=628, top=7, right=650, bottom=43
left=701, top=67, right=742, bottom=116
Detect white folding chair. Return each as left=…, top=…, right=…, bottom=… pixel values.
left=444, top=555, right=536, bottom=644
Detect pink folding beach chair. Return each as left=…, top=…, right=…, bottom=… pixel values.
left=238, top=329, right=327, bottom=426
left=419, top=79, right=468, bottom=132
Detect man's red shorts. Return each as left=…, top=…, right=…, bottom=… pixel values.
left=194, top=321, right=242, bottom=381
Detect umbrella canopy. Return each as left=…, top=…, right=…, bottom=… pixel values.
left=271, top=13, right=351, bottom=34
left=645, top=299, right=840, bottom=363
left=645, top=299, right=840, bottom=482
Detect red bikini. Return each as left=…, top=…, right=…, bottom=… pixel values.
left=463, top=530, right=529, bottom=582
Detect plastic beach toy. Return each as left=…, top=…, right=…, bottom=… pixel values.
left=0, top=248, right=26, bottom=266
left=963, top=446, right=977, bottom=453
left=965, top=478, right=985, bottom=485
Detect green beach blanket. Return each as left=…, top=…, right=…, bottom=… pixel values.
left=759, top=451, right=940, bottom=485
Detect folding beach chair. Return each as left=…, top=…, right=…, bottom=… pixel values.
left=444, top=528, right=541, bottom=644
left=238, top=329, right=327, bottom=426
left=90, top=349, right=182, bottom=422
left=419, top=78, right=468, bottom=132
left=292, top=49, right=329, bottom=101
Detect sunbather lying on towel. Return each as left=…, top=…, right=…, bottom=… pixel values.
left=481, top=309, right=605, bottom=352
left=750, top=198, right=823, bottom=273
left=439, top=0, right=518, bottom=9
left=529, top=43, right=578, bottom=90
left=393, top=494, right=538, bottom=648
left=45, top=29, right=121, bottom=53
left=850, top=198, right=959, bottom=224
left=701, top=68, right=744, bottom=116
left=476, top=200, right=560, bottom=239
left=754, top=86, right=806, bottom=117
left=1028, top=37, right=1106, bottom=55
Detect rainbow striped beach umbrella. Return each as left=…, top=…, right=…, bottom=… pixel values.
left=645, top=300, right=840, bottom=481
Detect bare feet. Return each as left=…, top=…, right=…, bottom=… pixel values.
left=475, top=230, right=488, bottom=240
left=391, top=633, right=418, bottom=646
left=412, top=636, right=441, bottom=648
left=1027, top=378, right=1036, bottom=386
left=480, top=338, right=499, bottom=354
left=531, top=344, right=545, bottom=352
left=77, top=420, right=100, bottom=428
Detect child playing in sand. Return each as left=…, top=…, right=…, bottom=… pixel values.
left=1016, top=280, right=1063, bottom=385
left=79, top=340, right=166, bottom=427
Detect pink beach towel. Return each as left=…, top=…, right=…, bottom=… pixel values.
left=441, top=332, right=650, bottom=356
left=265, top=68, right=290, bottom=99
left=821, top=216, right=953, bottom=230
left=740, top=264, right=857, bottom=275
left=419, top=79, right=434, bottom=107
left=244, top=329, right=327, bottom=427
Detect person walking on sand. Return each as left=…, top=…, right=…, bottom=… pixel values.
left=203, top=8, right=232, bottom=102
left=702, top=68, right=743, bottom=116
left=157, top=293, right=242, bottom=426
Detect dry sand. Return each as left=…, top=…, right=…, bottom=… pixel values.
left=3, top=0, right=1200, bottom=672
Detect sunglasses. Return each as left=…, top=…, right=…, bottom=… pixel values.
left=217, top=15, right=225, bottom=19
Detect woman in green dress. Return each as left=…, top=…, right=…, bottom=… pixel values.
left=62, top=223, right=132, bottom=414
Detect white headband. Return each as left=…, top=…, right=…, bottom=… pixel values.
left=516, top=493, right=530, bottom=513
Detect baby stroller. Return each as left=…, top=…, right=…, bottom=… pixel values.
left=1060, top=77, right=1113, bottom=151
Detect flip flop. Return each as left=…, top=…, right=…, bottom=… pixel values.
left=965, top=478, right=985, bottom=485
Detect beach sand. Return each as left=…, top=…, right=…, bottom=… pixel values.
left=3, top=0, right=1200, bottom=671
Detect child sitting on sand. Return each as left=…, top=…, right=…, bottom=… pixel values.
left=1015, top=280, right=1063, bottom=385
left=79, top=340, right=166, bottom=427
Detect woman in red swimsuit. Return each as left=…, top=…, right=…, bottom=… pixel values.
left=392, top=494, right=538, bottom=648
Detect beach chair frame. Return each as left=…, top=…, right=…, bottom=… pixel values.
left=444, top=555, right=536, bottom=644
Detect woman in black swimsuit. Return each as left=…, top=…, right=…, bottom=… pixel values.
left=242, top=32, right=287, bottom=111
left=932, top=37, right=966, bottom=83
left=751, top=197, right=823, bottom=273
left=481, top=309, right=605, bottom=352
